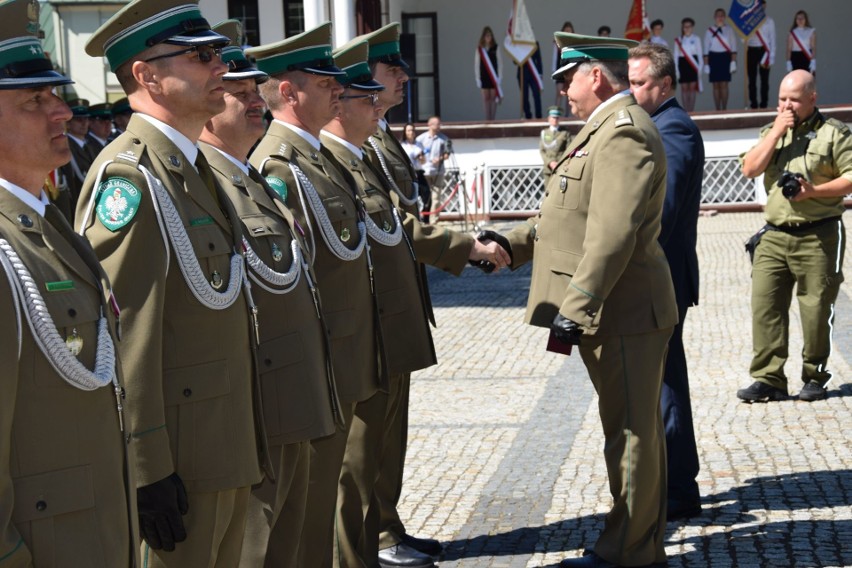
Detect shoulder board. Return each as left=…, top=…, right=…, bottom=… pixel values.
left=823, top=117, right=851, bottom=136
left=614, top=109, right=634, bottom=128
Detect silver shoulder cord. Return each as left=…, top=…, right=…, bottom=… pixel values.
left=368, top=137, right=419, bottom=207
left=365, top=207, right=404, bottom=247
left=0, top=239, right=116, bottom=391
left=288, top=163, right=367, bottom=262
left=242, top=236, right=302, bottom=295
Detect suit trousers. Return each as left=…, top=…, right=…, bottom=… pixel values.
left=240, top=441, right=311, bottom=567
left=750, top=222, right=845, bottom=390
left=297, top=403, right=357, bottom=568
left=141, top=487, right=251, bottom=568
left=580, top=328, right=672, bottom=566
left=377, top=372, right=411, bottom=549
left=746, top=46, right=770, bottom=109
left=335, top=389, right=391, bottom=567
left=661, top=306, right=700, bottom=505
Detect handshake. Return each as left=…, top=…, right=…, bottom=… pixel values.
left=468, top=230, right=513, bottom=273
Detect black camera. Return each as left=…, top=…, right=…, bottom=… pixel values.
left=777, top=171, right=803, bottom=199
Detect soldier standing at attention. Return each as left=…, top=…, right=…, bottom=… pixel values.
left=199, top=20, right=343, bottom=567
left=76, top=0, right=269, bottom=565
left=501, top=32, right=676, bottom=567
left=0, top=0, right=136, bottom=564
left=539, top=105, right=573, bottom=184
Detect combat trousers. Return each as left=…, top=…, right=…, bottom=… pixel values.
left=376, top=372, right=411, bottom=549
left=750, top=220, right=845, bottom=390
left=297, top=402, right=357, bottom=568
left=141, top=487, right=251, bottom=568
left=579, top=328, right=671, bottom=567
left=335, top=388, right=390, bottom=567
left=240, top=441, right=311, bottom=567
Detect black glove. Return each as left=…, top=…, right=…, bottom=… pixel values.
left=467, top=230, right=514, bottom=273
left=137, top=472, right=189, bottom=551
left=551, top=313, right=583, bottom=345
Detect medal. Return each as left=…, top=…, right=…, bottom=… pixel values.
left=271, top=242, right=283, bottom=262
left=560, top=177, right=568, bottom=192
left=341, top=228, right=351, bottom=242
left=66, top=328, right=83, bottom=356
left=383, top=220, right=392, bottom=232
left=211, top=270, right=223, bottom=289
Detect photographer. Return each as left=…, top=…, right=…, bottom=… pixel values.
left=737, top=70, right=852, bottom=403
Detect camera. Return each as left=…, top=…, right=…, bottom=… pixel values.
left=777, top=171, right=803, bottom=199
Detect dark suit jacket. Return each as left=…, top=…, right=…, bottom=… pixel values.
left=651, top=97, right=703, bottom=311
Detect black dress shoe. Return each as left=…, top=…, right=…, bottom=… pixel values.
left=400, top=533, right=442, bottom=556
left=378, top=543, right=435, bottom=568
left=667, top=499, right=702, bottom=521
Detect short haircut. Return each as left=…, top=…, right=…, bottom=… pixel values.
left=258, top=71, right=307, bottom=111
left=682, top=17, right=695, bottom=27
left=597, top=25, right=611, bottom=35
left=651, top=19, right=664, bottom=28
left=577, top=60, right=629, bottom=91
left=629, top=42, right=677, bottom=87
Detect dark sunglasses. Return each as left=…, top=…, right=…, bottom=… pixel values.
left=143, top=45, right=223, bottom=64
left=340, top=92, right=379, bottom=105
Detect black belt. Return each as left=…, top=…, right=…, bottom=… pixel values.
left=768, top=216, right=841, bottom=234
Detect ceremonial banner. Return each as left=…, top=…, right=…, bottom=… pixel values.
left=503, top=0, right=536, bottom=65
left=624, top=0, right=649, bottom=42
left=728, top=0, right=766, bottom=39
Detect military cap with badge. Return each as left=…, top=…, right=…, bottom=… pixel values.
left=0, top=0, right=72, bottom=90
left=213, top=19, right=267, bottom=83
left=356, top=21, right=409, bottom=70
left=246, top=21, right=345, bottom=78
left=552, top=32, right=637, bottom=78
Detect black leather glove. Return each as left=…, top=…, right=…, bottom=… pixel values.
left=468, top=230, right=514, bottom=273
left=137, top=472, right=189, bottom=551
left=551, top=313, right=583, bottom=345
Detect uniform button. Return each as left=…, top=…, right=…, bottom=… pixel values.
left=36, top=500, right=47, bottom=512
left=169, top=155, right=181, bottom=167
left=208, top=242, right=215, bottom=251
left=264, top=358, right=272, bottom=367
left=17, top=214, right=33, bottom=228
left=534, top=236, right=539, bottom=242
left=132, top=138, right=141, bottom=145
left=183, top=388, right=192, bottom=398
left=68, top=308, right=77, bottom=317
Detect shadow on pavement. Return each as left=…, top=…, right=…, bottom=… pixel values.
left=425, top=263, right=531, bottom=308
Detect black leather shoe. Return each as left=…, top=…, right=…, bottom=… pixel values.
left=559, top=552, right=668, bottom=567
left=378, top=543, right=435, bottom=568
left=798, top=381, right=827, bottom=401
left=400, top=533, right=442, bottom=556
left=736, top=381, right=787, bottom=402
left=667, top=499, right=702, bottom=521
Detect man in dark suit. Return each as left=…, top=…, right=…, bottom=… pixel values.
left=629, top=43, right=704, bottom=521
left=517, top=41, right=543, bottom=119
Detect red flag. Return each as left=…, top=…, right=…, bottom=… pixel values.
left=624, top=0, right=650, bottom=41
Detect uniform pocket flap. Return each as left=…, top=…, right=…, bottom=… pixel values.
left=323, top=308, right=357, bottom=339
left=562, top=158, right=586, bottom=180
left=807, top=140, right=832, bottom=157
left=186, top=224, right=232, bottom=259
left=44, top=290, right=100, bottom=329
left=322, top=196, right=355, bottom=223
left=550, top=248, right=583, bottom=276
left=163, top=360, right=231, bottom=405
left=12, top=465, right=94, bottom=523
left=257, top=332, right=305, bottom=373
left=242, top=213, right=286, bottom=238
left=377, top=287, right=407, bottom=317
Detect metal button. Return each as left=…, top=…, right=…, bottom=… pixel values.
left=264, top=358, right=272, bottom=367
left=36, top=500, right=47, bottom=512
left=208, top=242, right=215, bottom=251
left=68, top=308, right=77, bottom=317
left=310, top=152, right=318, bottom=160
left=183, top=388, right=192, bottom=398
left=232, top=174, right=242, bottom=184
left=169, top=155, right=181, bottom=167
left=17, top=214, right=33, bottom=228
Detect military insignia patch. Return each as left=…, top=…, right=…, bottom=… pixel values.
left=266, top=176, right=287, bottom=201
left=95, top=177, right=141, bottom=231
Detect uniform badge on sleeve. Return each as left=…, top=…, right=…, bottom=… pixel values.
left=266, top=176, right=287, bottom=201
left=95, top=177, right=141, bottom=232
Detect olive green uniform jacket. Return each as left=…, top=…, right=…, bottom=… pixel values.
left=539, top=127, right=572, bottom=181
left=75, top=115, right=265, bottom=493
left=0, top=191, right=136, bottom=567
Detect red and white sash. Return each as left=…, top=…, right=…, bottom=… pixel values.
left=789, top=29, right=813, bottom=60
left=708, top=26, right=732, bottom=53
left=675, top=37, right=703, bottom=92
left=755, top=29, right=770, bottom=65
left=525, top=58, right=543, bottom=91
left=479, top=45, right=504, bottom=99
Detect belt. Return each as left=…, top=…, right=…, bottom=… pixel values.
left=767, top=216, right=841, bottom=234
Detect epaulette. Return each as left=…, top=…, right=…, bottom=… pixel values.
left=108, top=134, right=147, bottom=168
left=824, top=117, right=851, bottom=136
left=614, top=108, right=634, bottom=128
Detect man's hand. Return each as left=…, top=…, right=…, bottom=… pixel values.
left=770, top=105, right=797, bottom=138
left=137, top=473, right=189, bottom=551
left=551, top=313, right=583, bottom=345
left=468, top=230, right=512, bottom=273
left=790, top=177, right=817, bottom=202
left=548, top=160, right=558, bottom=171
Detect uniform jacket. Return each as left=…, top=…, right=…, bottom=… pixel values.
left=75, top=114, right=265, bottom=493
left=201, top=143, right=342, bottom=445
left=0, top=190, right=137, bottom=567
left=652, top=97, right=703, bottom=311
left=322, top=134, right=436, bottom=375
left=506, top=95, right=677, bottom=336
left=539, top=127, right=572, bottom=179
left=62, top=139, right=97, bottom=213
left=249, top=121, right=379, bottom=403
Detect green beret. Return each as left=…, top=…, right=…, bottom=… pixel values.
left=0, top=0, right=72, bottom=89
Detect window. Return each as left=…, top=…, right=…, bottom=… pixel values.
left=228, top=0, right=259, bottom=46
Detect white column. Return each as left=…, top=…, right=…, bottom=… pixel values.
left=331, top=0, right=356, bottom=47
left=258, top=0, right=285, bottom=43
left=303, top=0, right=329, bottom=31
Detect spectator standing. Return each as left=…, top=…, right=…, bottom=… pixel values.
left=553, top=21, right=574, bottom=115
left=703, top=8, right=737, bottom=110
left=746, top=1, right=775, bottom=109
left=400, top=123, right=431, bottom=221
left=475, top=26, right=502, bottom=121
left=539, top=106, right=572, bottom=184
left=416, top=116, right=450, bottom=223
left=650, top=19, right=668, bottom=48
left=786, top=10, right=816, bottom=74
left=597, top=25, right=611, bottom=37
left=517, top=41, right=543, bottom=119
left=674, top=17, right=702, bottom=112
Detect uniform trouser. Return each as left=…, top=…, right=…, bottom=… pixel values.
left=425, top=174, right=444, bottom=221
left=141, top=487, right=251, bottom=568
left=240, top=441, right=311, bottom=568
left=335, top=389, right=390, bottom=568
left=376, top=372, right=411, bottom=549
left=746, top=46, right=770, bottom=108
left=297, top=402, right=357, bottom=568
left=580, top=328, right=671, bottom=567
left=750, top=221, right=845, bottom=390
left=661, top=306, right=700, bottom=505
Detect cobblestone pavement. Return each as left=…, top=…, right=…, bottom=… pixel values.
left=399, top=212, right=852, bottom=568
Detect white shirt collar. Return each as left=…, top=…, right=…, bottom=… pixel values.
left=549, top=125, right=559, bottom=132
left=378, top=118, right=388, bottom=131
left=211, top=146, right=250, bottom=176
left=88, top=133, right=109, bottom=147
left=587, top=91, right=632, bottom=123
left=66, top=133, right=86, bottom=148
left=321, top=130, right=363, bottom=160
left=276, top=119, right=321, bottom=151
left=137, top=113, right=198, bottom=166
left=0, top=178, right=50, bottom=217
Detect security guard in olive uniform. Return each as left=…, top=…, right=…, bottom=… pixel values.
left=539, top=105, right=572, bottom=183
left=0, top=0, right=136, bottom=564
left=737, top=70, right=852, bottom=403
left=198, top=20, right=343, bottom=567
left=502, top=33, right=676, bottom=567
left=76, top=0, right=268, bottom=565
left=246, top=23, right=381, bottom=568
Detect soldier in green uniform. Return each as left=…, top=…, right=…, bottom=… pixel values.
left=0, top=0, right=137, bottom=564
left=501, top=33, right=676, bottom=567
left=737, top=70, right=852, bottom=403
left=198, top=21, right=343, bottom=567
left=539, top=105, right=573, bottom=183
left=77, top=0, right=269, bottom=565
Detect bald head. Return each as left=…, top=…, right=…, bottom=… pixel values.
left=778, top=70, right=816, bottom=122
left=782, top=70, right=816, bottom=96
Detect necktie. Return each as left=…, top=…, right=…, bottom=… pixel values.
left=194, top=151, right=221, bottom=208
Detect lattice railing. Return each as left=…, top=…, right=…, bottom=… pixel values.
left=702, top=156, right=756, bottom=204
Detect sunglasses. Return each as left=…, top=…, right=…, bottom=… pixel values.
left=143, top=45, right=223, bottom=65
left=340, top=92, right=380, bottom=105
